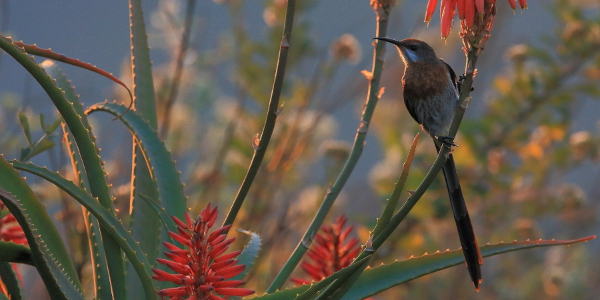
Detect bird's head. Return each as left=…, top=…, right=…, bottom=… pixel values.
left=373, top=37, right=438, bottom=65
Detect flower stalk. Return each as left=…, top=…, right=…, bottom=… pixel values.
left=222, top=0, right=297, bottom=228
left=266, top=1, right=393, bottom=292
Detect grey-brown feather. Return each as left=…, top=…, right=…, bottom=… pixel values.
left=403, top=66, right=458, bottom=137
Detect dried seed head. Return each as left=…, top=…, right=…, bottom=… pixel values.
left=330, top=34, right=362, bottom=64
left=370, top=0, right=396, bottom=12
left=506, top=44, right=529, bottom=64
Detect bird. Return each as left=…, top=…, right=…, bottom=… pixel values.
left=374, top=37, right=483, bottom=289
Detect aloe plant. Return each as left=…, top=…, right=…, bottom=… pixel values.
left=0, top=1, right=596, bottom=299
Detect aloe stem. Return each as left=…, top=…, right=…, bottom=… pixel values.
left=266, top=7, right=391, bottom=292
left=222, top=0, right=297, bottom=227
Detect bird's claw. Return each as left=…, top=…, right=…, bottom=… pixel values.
left=437, top=136, right=457, bottom=148
left=458, top=74, right=475, bottom=92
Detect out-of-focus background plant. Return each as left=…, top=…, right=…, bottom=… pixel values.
left=0, top=0, right=598, bottom=299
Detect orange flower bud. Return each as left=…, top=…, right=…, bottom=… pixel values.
left=475, top=0, right=484, bottom=14
left=457, top=0, right=467, bottom=19
left=441, top=0, right=457, bottom=39
left=507, top=0, right=517, bottom=9
left=465, top=0, right=475, bottom=27
left=425, top=0, right=439, bottom=23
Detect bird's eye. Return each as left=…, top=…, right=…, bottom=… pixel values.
left=408, top=45, right=418, bottom=51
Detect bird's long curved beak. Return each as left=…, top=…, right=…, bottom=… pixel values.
left=373, top=37, right=402, bottom=47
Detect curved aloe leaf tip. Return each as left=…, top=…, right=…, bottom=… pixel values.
left=233, top=230, right=262, bottom=281
left=85, top=102, right=186, bottom=221
left=13, top=40, right=133, bottom=106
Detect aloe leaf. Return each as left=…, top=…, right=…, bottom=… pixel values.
left=0, top=35, right=126, bottom=298
left=127, top=0, right=162, bottom=295
left=45, top=61, right=114, bottom=300
left=0, top=262, right=22, bottom=300
left=0, top=241, right=33, bottom=265
left=85, top=102, right=186, bottom=223
left=9, top=160, right=158, bottom=300
left=64, top=127, right=113, bottom=300
left=342, top=236, right=597, bottom=299
left=0, top=158, right=83, bottom=300
left=233, top=230, right=262, bottom=281
left=136, top=192, right=175, bottom=234
left=81, top=209, right=113, bottom=300
left=251, top=236, right=595, bottom=300
left=14, top=41, right=133, bottom=104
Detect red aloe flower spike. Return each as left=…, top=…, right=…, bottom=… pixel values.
left=427, top=0, right=527, bottom=45
left=153, top=204, right=254, bottom=299
left=425, top=0, right=439, bottom=23
left=0, top=212, right=27, bottom=246
left=158, top=287, right=188, bottom=297
left=292, top=216, right=362, bottom=285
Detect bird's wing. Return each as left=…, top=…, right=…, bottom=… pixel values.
left=403, top=95, right=423, bottom=126
left=441, top=59, right=458, bottom=90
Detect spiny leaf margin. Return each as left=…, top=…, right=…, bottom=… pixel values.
left=85, top=102, right=186, bottom=224
left=10, top=160, right=158, bottom=300
left=251, top=236, right=596, bottom=300
left=0, top=157, right=82, bottom=300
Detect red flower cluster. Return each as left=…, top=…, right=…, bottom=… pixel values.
left=0, top=204, right=27, bottom=297
left=425, top=0, right=527, bottom=39
left=0, top=204, right=27, bottom=245
left=152, top=204, right=254, bottom=300
left=292, top=216, right=361, bottom=285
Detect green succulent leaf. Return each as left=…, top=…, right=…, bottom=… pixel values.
left=85, top=102, right=186, bottom=225
left=233, top=230, right=262, bottom=281
left=251, top=236, right=595, bottom=300
left=0, top=35, right=126, bottom=297
left=0, top=262, right=22, bottom=300
left=0, top=241, right=33, bottom=265
left=0, top=157, right=83, bottom=300
left=44, top=63, right=114, bottom=300
left=127, top=0, right=161, bottom=295
left=10, top=160, right=158, bottom=300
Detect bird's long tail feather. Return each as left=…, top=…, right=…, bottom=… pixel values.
left=435, top=141, right=483, bottom=289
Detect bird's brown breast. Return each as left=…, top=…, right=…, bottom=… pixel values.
left=402, top=61, right=450, bottom=100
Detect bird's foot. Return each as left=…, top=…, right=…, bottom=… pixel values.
left=458, top=74, right=475, bottom=92
left=436, top=136, right=457, bottom=148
